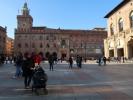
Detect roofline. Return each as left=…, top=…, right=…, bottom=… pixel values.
left=0, top=26, right=6, bottom=32
left=104, top=0, right=130, bottom=18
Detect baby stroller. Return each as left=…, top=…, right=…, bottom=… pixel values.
left=32, top=66, right=48, bottom=94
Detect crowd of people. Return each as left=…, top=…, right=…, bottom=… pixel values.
left=2, top=52, right=133, bottom=90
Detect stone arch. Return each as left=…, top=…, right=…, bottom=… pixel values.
left=127, top=36, right=133, bottom=59
left=45, top=52, right=50, bottom=59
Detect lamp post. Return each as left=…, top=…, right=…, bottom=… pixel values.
left=84, top=42, right=87, bottom=62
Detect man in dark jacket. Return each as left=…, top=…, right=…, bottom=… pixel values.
left=13, top=54, right=23, bottom=78
left=22, top=55, right=34, bottom=89
left=48, top=55, right=54, bottom=71
left=68, top=56, right=73, bottom=68
left=103, top=56, right=107, bottom=66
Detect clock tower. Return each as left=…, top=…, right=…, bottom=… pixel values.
left=17, top=2, right=33, bottom=31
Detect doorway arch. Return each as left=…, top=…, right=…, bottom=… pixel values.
left=128, top=39, right=133, bottom=59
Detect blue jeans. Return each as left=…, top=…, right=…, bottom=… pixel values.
left=15, top=65, right=22, bottom=77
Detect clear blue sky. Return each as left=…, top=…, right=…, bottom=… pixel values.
left=0, top=0, right=122, bottom=39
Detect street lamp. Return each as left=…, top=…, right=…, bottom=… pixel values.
left=84, top=42, right=87, bottom=62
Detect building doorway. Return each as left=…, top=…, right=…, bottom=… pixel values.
left=45, top=52, right=50, bottom=59
left=52, top=52, right=57, bottom=61
left=128, top=40, right=133, bottom=59
left=61, top=53, right=66, bottom=60
left=117, top=48, right=124, bottom=57
left=109, top=50, right=114, bottom=57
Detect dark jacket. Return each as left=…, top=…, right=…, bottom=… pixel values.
left=48, top=55, right=54, bottom=64
left=69, top=57, right=73, bottom=64
left=22, top=58, right=34, bottom=77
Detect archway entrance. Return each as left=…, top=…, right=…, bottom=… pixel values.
left=45, top=52, right=50, bottom=59
left=109, top=50, right=114, bottom=57
left=52, top=52, right=57, bottom=61
left=60, top=49, right=67, bottom=60
left=128, top=39, right=133, bottom=59
left=61, top=53, right=66, bottom=60
left=117, top=48, right=124, bottom=57
left=39, top=52, right=44, bottom=60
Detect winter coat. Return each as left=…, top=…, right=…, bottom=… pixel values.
left=22, top=58, right=34, bottom=77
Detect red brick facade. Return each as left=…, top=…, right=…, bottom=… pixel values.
left=14, top=3, right=107, bottom=60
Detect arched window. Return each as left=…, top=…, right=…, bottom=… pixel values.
left=40, top=43, right=43, bottom=48
left=110, top=24, right=114, bottom=35
left=46, top=36, right=49, bottom=40
left=25, top=43, right=28, bottom=48
left=118, top=18, right=123, bottom=32
left=53, top=43, right=56, bottom=48
left=18, top=43, right=21, bottom=48
left=130, top=11, right=133, bottom=28
left=32, top=43, right=35, bottom=48
left=39, top=36, right=43, bottom=40
left=61, top=40, right=66, bottom=48
left=46, top=44, right=50, bottom=48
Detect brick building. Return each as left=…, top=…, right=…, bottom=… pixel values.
left=15, top=2, right=107, bottom=60
left=0, top=26, right=7, bottom=55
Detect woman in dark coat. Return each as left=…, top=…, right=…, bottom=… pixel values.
left=68, top=56, right=73, bottom=68
left=22, top=55, right=34, bottom=89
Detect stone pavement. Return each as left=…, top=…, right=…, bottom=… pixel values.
left=0, top=62, right=133, bottom=100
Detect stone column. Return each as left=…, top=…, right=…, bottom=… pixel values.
left=104, top=39, right=109, bottom=58
left=124, top=40, right=128, bottom=58
left=114, top=42, right=118, bottom=58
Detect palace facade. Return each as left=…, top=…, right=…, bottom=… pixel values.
left=104, top=0, right=133, bottom=59
left=0, top=26, right=7, bottom=55
left=14, top=2, right=107, bottom=59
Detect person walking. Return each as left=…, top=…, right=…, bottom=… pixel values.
left=22, top=55, right=34, bottom=89
left=76, top=55, right=80, bottom=68
left=48, top=55, right=54, bottom=71
left=98, top=57, right=102, bottom=66
left=13, top=54, right=23, bottom=78
left=33, top=53, right=42, bottom=66
left=103, top=56, right=107, bottom=66
left=79, top=56, right=82, bottom=68
left=68, top=56, right=73, bottom=69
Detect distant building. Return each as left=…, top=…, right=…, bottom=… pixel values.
left=14, top=2, right=107, bottom=59
left=6, top=37, right=14, bottom=56
left=0, top=26, right=7, bottom=55
left=104, top=0, right=133, bottom=58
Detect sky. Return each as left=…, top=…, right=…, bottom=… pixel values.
left=0, top=0, right=122, bottom=39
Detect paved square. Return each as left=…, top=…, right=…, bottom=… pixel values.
left=0, top=62, right=133, bottom=100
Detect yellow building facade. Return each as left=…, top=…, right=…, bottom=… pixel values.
left=104, top=0, right=133, bottom=59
